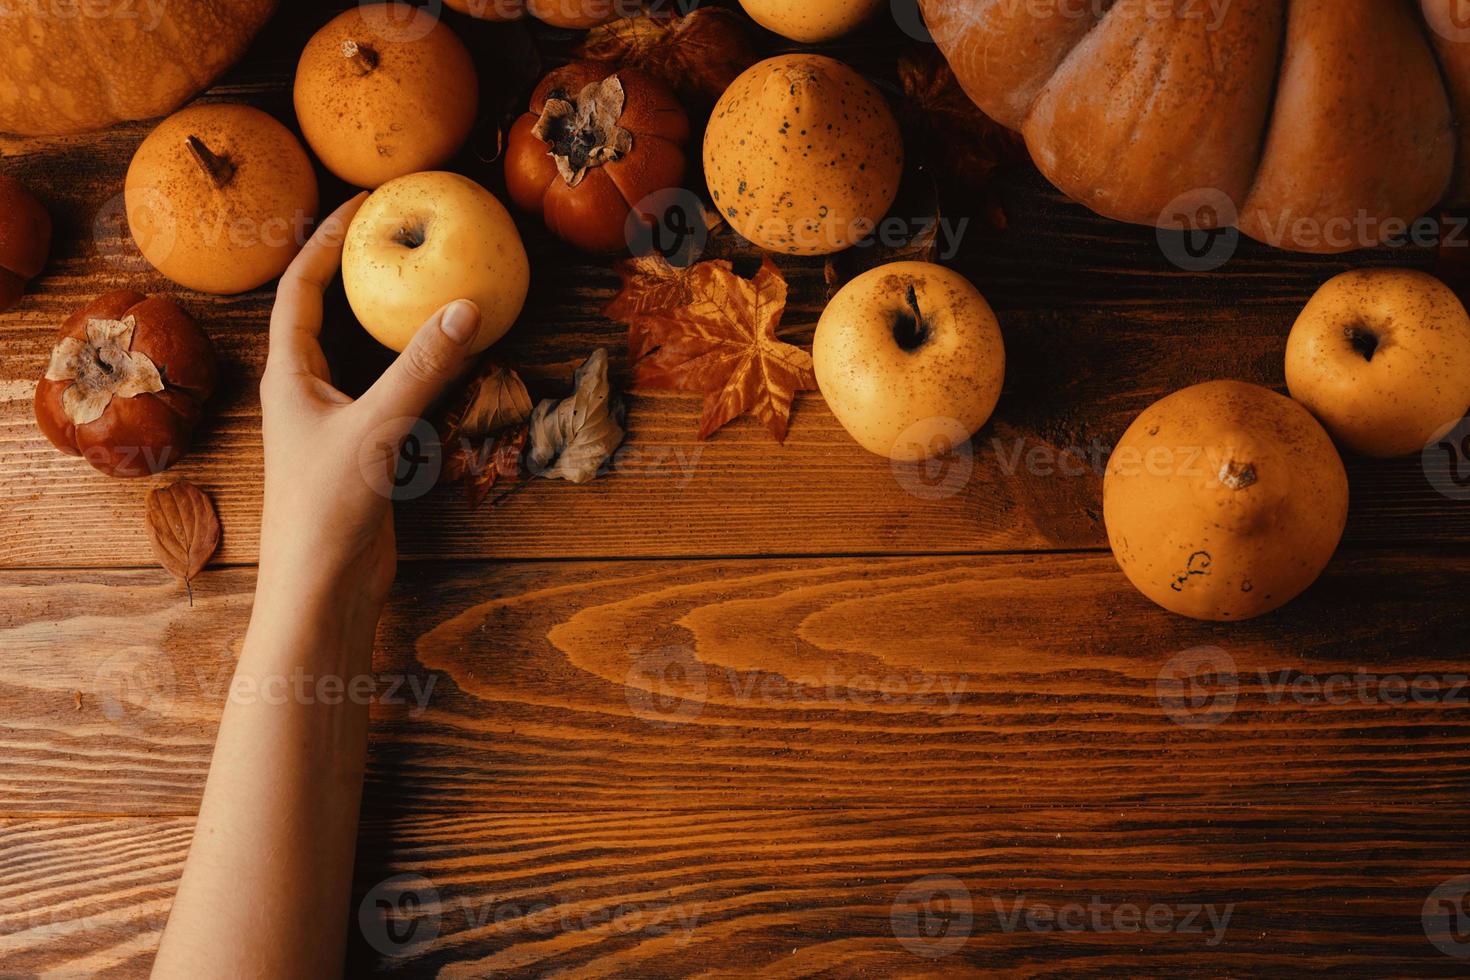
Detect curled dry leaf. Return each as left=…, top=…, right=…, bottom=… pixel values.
left=144, top=480, right=220, bottom=604
left=897, top=45, right=1027, bottom=227
left=442, top=362, right=534, bottom=508
left=526, top=348, right=627, bottom=484
left=628, top=256, right=816, bottom=443
left=578, top=7, right=757, bottom=112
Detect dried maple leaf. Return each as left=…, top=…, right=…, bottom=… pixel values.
left=898, top=46, right=1027, bottom=226
left=145, top=480, right=220, bottom=605
left=605, top=253, right=720, bottom=335
left=629, top=256, right=816, bottom=442
left=578, top=7, right=757, bottom=111
left=445, top=424, right=529, bottom=508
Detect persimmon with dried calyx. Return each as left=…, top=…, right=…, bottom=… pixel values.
left=35, top=291, right=216, bottom=478
left=506, top=62, right=689, bottom=254
left=1104, top=381, right=1348, bottom=622
left=0, top=174, right=51, bottom=312
left=294, top=6, right=479, bottom=189
left=125, top=104, right=319, bottom=295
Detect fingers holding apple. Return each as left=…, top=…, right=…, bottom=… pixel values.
left=1286, top=268, right=1470, bottom=457
left=814, top=262, right=1005, bottom=462
left=343, top=171, right=530, bottom=355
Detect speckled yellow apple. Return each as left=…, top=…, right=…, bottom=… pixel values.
left=342, top=172, right=529, bottom=354
left=814, top=262, right=1004, bottom=461
left=1286, top=268, right=1470, bottom=457
left=738, top=0, right=886, bottom=42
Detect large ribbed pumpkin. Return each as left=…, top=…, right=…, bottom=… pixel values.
left=0, top=0, right=277, bottom=136
left=921, top=0, right=1469, bottom=254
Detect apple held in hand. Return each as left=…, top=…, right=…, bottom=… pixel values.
left=343, top=172, right=530, bottom=354
left=813, top=262, right=1004, bottom=461
left=1286, top=268, right=1470, bottom=457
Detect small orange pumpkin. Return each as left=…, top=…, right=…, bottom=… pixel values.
left=1104, top=381, right=1348, bottom=621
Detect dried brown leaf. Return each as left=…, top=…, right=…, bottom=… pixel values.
left=145, top=481, right=220, bottom=603
left=898, top=46, right=1027, bottom=223
left=629, top=256, right=815, bottom=442
left=578, top=7, right=757, bottom=111
left=605, top=253, right=721, bottom=333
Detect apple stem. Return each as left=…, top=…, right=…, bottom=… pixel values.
left=1219, top=459, right=1258, bottom=491
left=342, top=39, right=379, bottom=75
left=892, top=283, right=931, bottom=351
left=185, top=136, right=236, bottom=189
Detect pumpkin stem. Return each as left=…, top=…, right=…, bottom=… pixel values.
left=893, top=283, right=931, bottom=351
left=185, top=136, right=236, bottom=189
left=342, top=39, right=379, bottom=75
left=1219, top=459, right=1257, bottom=491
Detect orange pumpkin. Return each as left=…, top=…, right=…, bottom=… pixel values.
left=921, top=0, right=1468, bottom=254
left=1104, top=381, right=1348, bottom=621
left=0, top=1, right=278, bottom=136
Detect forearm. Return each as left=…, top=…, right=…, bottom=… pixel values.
left=153, top=570, right=383, bottom=980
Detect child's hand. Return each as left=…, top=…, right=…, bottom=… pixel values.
left=258, top=194, right=480, bottom=610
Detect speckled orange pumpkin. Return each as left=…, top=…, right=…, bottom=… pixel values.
left=1104, top=381, right=1348, bottom=621
left=737, top=0, right=886, bottom=42
left=704, top=54, right=903, bottom=256
left=294, top=6, right=479, bottom=189
left=125, top=104, right=319, bottom=296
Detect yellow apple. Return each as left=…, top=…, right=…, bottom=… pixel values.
left=1286, top=268, right=1470, bottom=457
left=738, top=0, right=886, bottom=42
left=343, top=172, right=529, bottom=354
left=813, top=261, right=1004, bottom=461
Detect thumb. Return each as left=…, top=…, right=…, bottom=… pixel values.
left=358, top=299, right=481, bottom=426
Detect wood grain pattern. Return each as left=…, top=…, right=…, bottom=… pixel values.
left=3, top=552, right=1466, bottom=817
left=3, top=808, right=1468, bottom=977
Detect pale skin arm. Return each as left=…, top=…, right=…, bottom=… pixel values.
left=152, top=195, right=481, bottom=980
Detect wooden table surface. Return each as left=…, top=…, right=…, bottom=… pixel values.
left=3, top=3, right=1469, bottom=977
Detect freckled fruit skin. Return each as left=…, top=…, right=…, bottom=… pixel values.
left=342, top=172, right=529, bottom=354
left=443, top=0, right=525, bottom=20
left=294, top=7, right=479, bottom=189
left=1285, top=269, right=1470, bottom=457
left=738, top=0, right=886, bottom=42
left=704, top=54, right=903, bottom=256
left=1104, top=381, right=1348, bottom=622
left=525, top=0, right=618, bottom=28
left=814, top=262, right=1004, bottom=461
left=125, top=104, right=319, bottom=295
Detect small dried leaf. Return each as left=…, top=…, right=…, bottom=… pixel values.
left=578, top=8, right=757, bottom=111
left=897, top=46, right=1027, bottom=224
left=526, top=349, right=627, bottom=484
left=145, top=481, right=220, bottom=601
left=446, top=423, right=529, bottom=508
left=460, top=364, right=533, bottom=438
left=628, top=256, right=815, bottom=443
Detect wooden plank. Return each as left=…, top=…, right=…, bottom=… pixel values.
left=0, top=160, right=1460, bottom=565
left=2, top=807, right=1468, bottom=977
left=0, top=1, right=1459, bottom=565
left=2, top=552, right=1466, bottom=817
